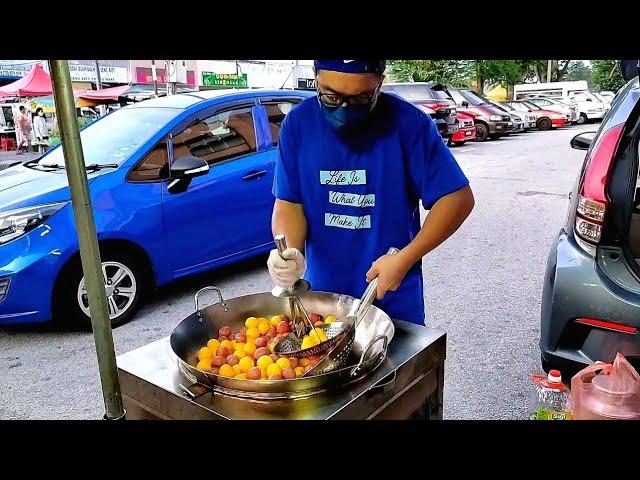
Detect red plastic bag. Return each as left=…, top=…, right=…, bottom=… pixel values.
left=571, top=353, right=640, bottom=420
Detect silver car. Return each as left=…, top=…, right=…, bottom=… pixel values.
left=526, top=96, right=578, bottom=123
left=498, top=102, right=536, bottom=129
left=540, top=74, right=640, bottom=377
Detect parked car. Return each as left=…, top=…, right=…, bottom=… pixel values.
left=381, top=82, right=458, bottom=140
left=487, top=101, right=527, bottom=133
left=449, top=112, right=476, bottom=146
left=568, top=91, right=608, bottom=124
left=593, top=92, right=612, bottom=114
left=513, top=81, right=607, bottom=125
left=524, top=96, right=578, bottom=124
left=446, top=87, right=513, bottom=141
left=0, top=89, right=312, bottom=327
left=497, top=102, right=537, bottom=130
left=505, top=100, right=568, bottom=130
left=540, top=73, right=640, bottom=378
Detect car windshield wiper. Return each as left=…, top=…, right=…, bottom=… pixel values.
left=37, top=163, right=66, bottom=169
left=85, top=163, right=119, bottom=172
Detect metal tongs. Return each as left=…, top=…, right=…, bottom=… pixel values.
left=270, top=234, right=318, bottom=341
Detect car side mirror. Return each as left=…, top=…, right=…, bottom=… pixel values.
left=462, top=101, right=469, bottom=108
left=168, top=155, right=209, bottom=194
left=570, top=132, right=597, bottom=150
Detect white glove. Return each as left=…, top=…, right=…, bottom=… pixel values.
left=268, top=247, right=306, bottom=289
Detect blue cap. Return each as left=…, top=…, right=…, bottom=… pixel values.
left=314, top=60, right=386, bottom=74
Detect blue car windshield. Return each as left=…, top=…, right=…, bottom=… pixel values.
left=38, top=107, right=177, bottom=167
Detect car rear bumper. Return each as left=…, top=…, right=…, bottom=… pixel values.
left=451, top=126, right=476, bottom=142
left=540, top=230, right=640, bottom=372
left=551, top=117, right=568, bottom=127
left=433, top=118, right=458, bottom=138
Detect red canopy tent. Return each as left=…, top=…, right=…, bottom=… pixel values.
left=0, top=64, right=53, bottom=98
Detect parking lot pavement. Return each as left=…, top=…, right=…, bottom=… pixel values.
left=0, top=124, right=595, bottom=419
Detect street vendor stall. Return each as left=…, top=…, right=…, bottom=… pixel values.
left=117, top=286, right=446, bottom=420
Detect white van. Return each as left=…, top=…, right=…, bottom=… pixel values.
left=514, top=81, right=606, bottom=124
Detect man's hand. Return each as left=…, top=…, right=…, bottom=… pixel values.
left=268, top=247, right=306, bottom=289
left=366, top=251, right=414, bottom=300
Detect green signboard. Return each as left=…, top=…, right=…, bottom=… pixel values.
left=201, top=72, right=248, bottom=88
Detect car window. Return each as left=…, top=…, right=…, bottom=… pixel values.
left=263, top=100, right=301, bottom=147
left=388, top=84, right=433, bottom=101
left=39, top=107, right=177, bottom=167
left=172, top=107, right=256, bottom=166
left=449, top=89, right=467, bottom=105
left=127, top=139, right=168, bottom=182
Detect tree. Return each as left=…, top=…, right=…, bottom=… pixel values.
left=564, top=61, right=592, bottom=84
left=591, top=60, right=625, bottom=92
left=387, top=60, right=474, bottom=87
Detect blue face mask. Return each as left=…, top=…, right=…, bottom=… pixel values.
left=319, top=101, right=375, bottom=135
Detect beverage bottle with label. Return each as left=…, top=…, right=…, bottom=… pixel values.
left=530, top=369, right=573, bottom=420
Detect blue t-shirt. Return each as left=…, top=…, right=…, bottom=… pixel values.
left=273, top=93, right=469, bottom=325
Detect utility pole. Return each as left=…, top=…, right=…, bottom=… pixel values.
left=94, top=60, right=106, bottom=116
left=151, top=59, right=158, bottom=98
left=165, top=60, right=172, bottom=96
left=547, top=60, right=553, bottom=83
left=49, top=60, right=125, bottom=421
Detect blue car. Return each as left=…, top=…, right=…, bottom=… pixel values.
left=0, top=89, right=313, bottom=327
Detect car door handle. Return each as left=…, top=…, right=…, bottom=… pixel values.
left=242, top=170, right=267, bottom=181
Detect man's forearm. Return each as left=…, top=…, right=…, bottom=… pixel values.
left=398, top=185, right=475, bottom=268
left=271, top=199, right=308, bottom=251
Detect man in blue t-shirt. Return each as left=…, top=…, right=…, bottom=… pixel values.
left=268, top=60, right=475, bottom=325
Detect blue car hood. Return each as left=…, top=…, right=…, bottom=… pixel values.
left=0, top=164, right=99, bottom=212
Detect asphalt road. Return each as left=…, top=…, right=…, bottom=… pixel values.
left=0, top=123, right=595, bottom=419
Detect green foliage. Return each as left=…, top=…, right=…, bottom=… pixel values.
left=387, top=60, right=474, bottom=87
left=591, top=60, right=625, bottom=92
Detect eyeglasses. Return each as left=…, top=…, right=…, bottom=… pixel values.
left=317, top=81, right=382, bottom=108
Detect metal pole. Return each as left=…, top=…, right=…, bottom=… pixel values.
left=547, top=60, right=552, bottom=83
left=94, top=60, right=105, bottom=117
left=49, top=60, right=125, bottom=421
left=151, top=59, right=158, bottom=98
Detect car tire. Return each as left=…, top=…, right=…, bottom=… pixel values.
left=576, top=113, right=587, bottom=125
left=537, top=117, right=552, bottom=131
left=452, top=141, right=466, bottom=147
left=475, top=122, right=489, bottom=141
left=53, top=248, right=147, bottom=330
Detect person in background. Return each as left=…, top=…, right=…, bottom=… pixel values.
left=32, top=107, right=49, bottom=153
left=15, top=106, right=32, bottom=155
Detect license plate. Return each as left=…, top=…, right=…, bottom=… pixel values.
left=496, top=125, right=503, bottom=130
left=465, top=131, right=472, bottom=136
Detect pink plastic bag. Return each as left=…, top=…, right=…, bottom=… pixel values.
left=571, top=353, right=640, bottom=420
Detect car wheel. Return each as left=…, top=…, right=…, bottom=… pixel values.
left=447, top=137, right=453, bottom=147
left=576, top=113, right=588, bottom=125
left=475, top=122, right=489, bottom=141
left=452, top=141, right=466, bottom=146
left=537, top=117, right=552, bottom=131
left=53, top=249, right=146, bottom=329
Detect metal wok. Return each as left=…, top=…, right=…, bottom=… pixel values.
left=170, top=286, right=395, bottom=400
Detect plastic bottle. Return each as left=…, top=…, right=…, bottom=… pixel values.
left=530, top=369, right=573, bottom=420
